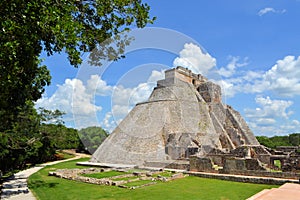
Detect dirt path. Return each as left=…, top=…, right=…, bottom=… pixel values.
left=1, top=152, right=90, bottom=200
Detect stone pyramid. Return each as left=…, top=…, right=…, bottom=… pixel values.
left=91, top=67, right=259, bottom=166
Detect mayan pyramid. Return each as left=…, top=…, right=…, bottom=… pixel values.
left=91, top=67, right=259, bottom=166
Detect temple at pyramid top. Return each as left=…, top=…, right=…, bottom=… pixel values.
left=157, top=66, right=208, bottom=87
left=91, top=66, right=259, bottom=167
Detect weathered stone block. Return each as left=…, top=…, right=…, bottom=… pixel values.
left=190, top=156, right=213, bottom=172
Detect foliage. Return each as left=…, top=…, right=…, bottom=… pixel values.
left=289, top=133, right=300, bottom=146
left=78, top=126, right=108, bottom=154
left=0, top=0, right=153, bottom=176
left=0, top=0, right=154, bottom=130
left=38, top=108, right=65, bottom=125
left=40, top=124, right=80, bottom=150
left=0, top=102, right=42, bottom=173
left=256, top=133, right=300, bottom=149
left=28, top=158, right=278, bottom=200
left=0, top=107, right=80, bottom=175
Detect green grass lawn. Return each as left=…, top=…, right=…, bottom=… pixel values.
left=123, top=179, right=154, bottom=187
left=28, top=158, right=278, bottom=200
left=112, top=176, right=138, bottom=181
left=82, top=171, right=129, bottom=179
left=274, top=160, right=282, bottom=169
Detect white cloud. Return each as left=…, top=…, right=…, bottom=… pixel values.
left=111, top=70, right=163, bottom=109
left=261, top=56, right=300, bottom=97
left=243, top=96, right=299, bottom=136
left=244, top=96, right=295, bottom=135
left=87, top=74, right=113, bottom=96
left=36, top=78, right=103, bottom=128
left=292, top=120, right=300, bottom=125
left=258, top=7, right=286, bottom=16
left=36, top=78, right=102, bottom=116
left=245, top=96, right=293, bottom=120
left=258, top=7, right=275, bottom=16
left=173, top=43, right=216, bottom=75
left=249, top=120, right=300, bottom=136
left=218, top=56, right=248, bottom=78
left=110, top=72, right=161, bottom=122
left=218, top=55, right=300, bottom=98
left=147, top=70, right=165, bottom=83
left=100, top=112, right=116, bottom=132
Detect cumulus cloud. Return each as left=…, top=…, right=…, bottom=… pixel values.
left=173, top=43, right=216, bottom=75
left=147, top=70, right=165, bottom=83
left=218, top=56, right=248, bottom=78
left=261, top=56, right=300, bottom=97
left=36, top=78, right=102, bottom=116
left=215, top=54, right=300, bottom=136
left=243, top=96, right=298, bottom=136
left=100, top=112, right=116, bottom=132
left=245, top=96, right=293, bottom=120
left=110, top=70, right=164, bottom=122
left=219, top=55, right=300, bottom=98
left=249, top=120, right=300, bottom=136
left=87, top=74, right=113, bottom=96
left=258, top=7, right=286, bottom=16
left=36, top=78, right=103, bottom=128
left=243, top=96, right=295, bottom=135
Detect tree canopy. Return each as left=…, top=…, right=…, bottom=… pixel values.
left=0, top=0, right=154, bottom=130
left=78, top=126, right=108, bottom=154
left=0, top=0, right=154, bottom=176
left=256, top=133, right=300, bottom=149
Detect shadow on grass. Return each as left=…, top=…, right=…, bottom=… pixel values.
left=29, top=180, right=59, bottom=188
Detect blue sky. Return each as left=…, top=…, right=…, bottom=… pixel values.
left=36, top=1, right=300, bottom=136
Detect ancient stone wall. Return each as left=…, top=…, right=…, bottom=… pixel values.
left=190, top=156, right=214, bottom=172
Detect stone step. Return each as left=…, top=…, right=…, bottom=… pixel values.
left=1, top=187, right=29, bottom=199
left=247, top=183, right=300, bottom=200
left=247, top=189, right=272, bottom=200
left=2, top=179, right=27, bottom=189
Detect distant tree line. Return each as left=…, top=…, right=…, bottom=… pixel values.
left=256, top=133, right=300, bottom=149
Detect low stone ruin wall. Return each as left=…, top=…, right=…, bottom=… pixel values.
left=189, top=156, right=300, bottom=180
left=144, top=160, right=189, bottom=170
left=220, top=170, right=300, bottom=180
left=190, top=157, right=215, bottom=172
left=49, top=168, right=186, bottom=189
left=188, top=171, right=299, bottom=185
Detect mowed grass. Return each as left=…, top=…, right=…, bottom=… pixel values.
left=82, top=171, right=129, bottom=179
left=123, top=179, right=153, bottom=187
left=28, top=158, right=278, bottom=200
